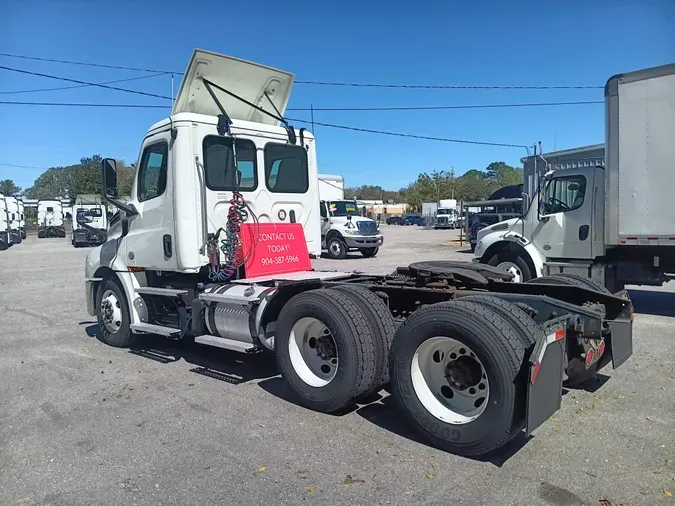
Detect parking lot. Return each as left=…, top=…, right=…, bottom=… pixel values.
left=1, top=225, right=674, bottom=506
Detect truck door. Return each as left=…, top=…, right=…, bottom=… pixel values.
left=123, top=131, right=177, bottom=270
left=320, top=201, right=330, bottom=238
left=532, top=170, right=593, bottom=259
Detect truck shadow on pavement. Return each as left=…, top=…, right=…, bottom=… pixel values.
left=627, top=288, right=675, bottom=317
left=82, top=323, right=278, bottom=385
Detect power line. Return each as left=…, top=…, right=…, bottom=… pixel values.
left=0, top=72, right=170, bottom=95
left=0, top=100, right=169, bottom=108
left=0, top=52, right=603, bottom=90
left=294, top=80, right=603, bottom=90
left=0, top=65, right=173, bottom=100
left=0, top=163, right=51, bottom=170
left=0, top=52, right=171, bottom=74
left=286, top=117, right=528, bottom=148
left=0, top=99, right=602, bottom=111
left=289, top=100, right=603, bottom=111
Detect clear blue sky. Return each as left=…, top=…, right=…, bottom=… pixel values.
left=1, top=0, right=673, bottom=191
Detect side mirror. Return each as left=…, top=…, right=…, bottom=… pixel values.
left=102, top=158, right=118, bottom=199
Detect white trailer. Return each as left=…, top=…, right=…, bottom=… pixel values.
left=82, top=49, right=634, bottom=458
left=475, top=63, right=675, bottom=291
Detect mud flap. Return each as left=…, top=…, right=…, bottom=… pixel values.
left=609, top=304, right=633, bottom=369
left=525, top=321, right=566, bottom=436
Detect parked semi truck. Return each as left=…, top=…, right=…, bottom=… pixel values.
left=37, top=200, right=66, bottom=238
left=0, top=194, right=9, bottom=250
left=6, top=196, right=22, bottom=244
left=434, top=199, right=459, bottom=229
left=474, top=63, right=675, bottom=292
left=18, top=199, right=26, bottom=240
left=83, top=49, right=634, bottom=457
left=73, top=203, right=108, bottom=247
left=318, top=173, right=383, bottom=259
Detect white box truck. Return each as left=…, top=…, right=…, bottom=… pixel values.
left=434, top=198, right=459, bottom=229
left=81, top=48, right=634, bottom=458
left=474, top=63, right=675, bottom=292
left=318, top=173, right=383, bottom=258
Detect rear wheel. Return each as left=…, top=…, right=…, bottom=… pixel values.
left=359, top=247, right=378, bottom=258
left=389, top=300, right=528, bottom=457
left=331, top=284, right=396, bottom=393
left=526, top=274, right=610, bottom=386
left=275, top=289, right=377, bottom=413
left=95, top=278, right=134, bottom=348
left=486, top=250, right=532, bottom=282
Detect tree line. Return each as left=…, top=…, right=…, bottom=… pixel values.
left=0, top=155, right=135, bottom=200
left=344, top=161, right=523, bottom=211
left=1, top=156, right=522, bottom=212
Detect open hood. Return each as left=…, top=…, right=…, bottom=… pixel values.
left=172, top=49, right=294, bottom=125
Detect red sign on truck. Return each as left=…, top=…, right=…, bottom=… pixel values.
left=240, top=223, right=312, bottom=278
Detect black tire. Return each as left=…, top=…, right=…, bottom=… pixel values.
left=359, top=247, right=378, bottom=258
left=526, top=274, right=609, bottom=386
left=275, top=288, right=377, bottom=413
left=330, top=284, right=396, bottom=392
left=459, top=295, right=542, bottom=440
left=486, top=249, right=533, bottom=282
left=326, top=235, right=347, bottom=259
left=95, top=278, right=134, bottom=348
left=389, top=300, right=528, bottom=457
left=37, top=229, right=45, bottom=239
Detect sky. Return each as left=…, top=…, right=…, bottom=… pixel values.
left=0, top=0, right=673, bottom=191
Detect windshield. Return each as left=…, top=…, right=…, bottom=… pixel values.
left=437, top=209, right=454, bottom=215
left=328, top=201, right=361, bottom=217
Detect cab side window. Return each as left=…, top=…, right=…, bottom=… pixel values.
left=543, top=175, right=586, bottom=214
left=320, top=201, right=327, bottom=218
left=138, top=142, right=169, bottom=202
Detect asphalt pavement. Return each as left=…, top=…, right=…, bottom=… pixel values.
left=1, top=225, right=674, bottom=505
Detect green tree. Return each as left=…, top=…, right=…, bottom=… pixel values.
left=0, top=179, right=22, bottom=196
left=485, top=161, right=523, bottom=187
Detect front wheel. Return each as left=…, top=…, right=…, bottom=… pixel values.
left=326, top=236, right=347, bottom=259
left=96, top=278, right=134, bottom=348
left=360, top=247, right=378, bottom=258
left=486, top=250, right=532, bottom=282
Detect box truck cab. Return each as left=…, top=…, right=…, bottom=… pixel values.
left=0, top=194, right=9, bottom=250
left=5, top=196, right=21, bottom=244
left=434, top=199, right=459, bottom=229
left=73, top=204, right=108, bottom=247
left=37, top=200, right=66, bottom=238
left=474, top=63, right=675, bottom=291
left=317, top=173, right=383, bottom=259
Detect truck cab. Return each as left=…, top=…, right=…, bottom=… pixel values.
left=37, top=200, right=66, bottom=238
left=0, top=194, right=9, bottom=250
left=18, top=199, right=26, bottom=239
left=6, top=196, right=22, bottom=244
left=73, top=204, right=108, bottom=247
left=320, top=199, right=383, bottom=259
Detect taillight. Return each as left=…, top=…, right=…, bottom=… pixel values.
left=585, top=349, right=595, bottom=366
left=597, top=340, right=605, bottom=357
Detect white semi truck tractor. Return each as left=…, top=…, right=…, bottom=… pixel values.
left=474, top=63, right=675, bottom=292
left=37, top=200, right=66, bottom=238
left=0, top=194, right=10, bottom=250
left=18, top=198, right=26, bottom=240
left=82, top=49, right=634, bottom=458
left=6, top=196, right=22, bottom=245
left=73, top=203, right=108, bottom=247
